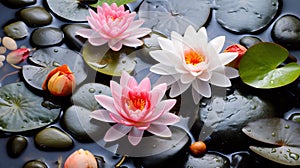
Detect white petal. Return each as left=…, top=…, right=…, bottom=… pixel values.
left=150, top=64, right=177, bottom=75
left=198, top=27, right=208, bottom=42
left=192, top=79, right=211, bottom=98
left=153, top=75, right=179, bottom=87
left=224, top=66, right=239, bottom=78
left=104, top=124, right=131, bottom=142
left=149, top=50, right=181, bottom=66
left=192, top=88, right=203, bottom=104
left=169, top=81, right=191, bottom=98
left=157, top=37, right=176, bottom=54
left=180, top=73, right=195, bottom=84
left=218, top=52, right=238, bottom=66
left=210, top=72, right=231, bottom=87
left=128, top=127, right=144, bottom=146
left=90, top=110, right=115, bottom=123
left=147, top=125, right=172, bottom=137
left=209, top=36, right=225, bottom=53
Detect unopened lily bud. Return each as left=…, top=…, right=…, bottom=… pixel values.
left=42, top=64, right=75, bottom=96
left=224, top=44, right=247, bottom=68
left=64, top=149, right=98, bottom=168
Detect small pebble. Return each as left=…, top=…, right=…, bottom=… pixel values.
left=4, top=21, right=29, bottom=39
left=2, top=36, right=18, bottom=50
left=2, top=0, right=37, bottom=8
left=0, top=46, right=7, bottom=54
left=239, top=36, right=262, bottom=48
left=7, top=135, right=28, bottom=158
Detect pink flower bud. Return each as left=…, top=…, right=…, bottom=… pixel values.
left=42, top=64, right=75, bottom=96
left=6, top=48, right=30, bottom=65
left=224, top=44, right=247, bottom=68
left=64, top=149, right=98, bottom=168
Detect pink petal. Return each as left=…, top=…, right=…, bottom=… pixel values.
left=150, top=83, right=167, bottom=106
left=147, top=125, right=172, bottom=137
left=121, top=38, right=143, bottom=47
left=137, top=77, right=151, bottom=91
left=144, top=99, right=176, bottom=122
left=76, top=28, right=95, bottom=38
left=120, top=71, right=131, bottom=86
left=108, top=40, right=123, bottom=51
left=90, top=110, right=115, bottom=123
left=89, top=37, right=108, bottom=46
left=128, top=127, right=144, bottom=146
left=94, top=95, right=118, bottom=115
left=104, top=124, right=131, bottom=142
left=152, top=113, right=180, bottom=125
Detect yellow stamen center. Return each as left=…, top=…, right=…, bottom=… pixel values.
left=184, top=49, right=205, bottom=66
left=131, top=98, right=146, bottom=111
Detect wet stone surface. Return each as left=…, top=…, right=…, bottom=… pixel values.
left=4, top=21, right=29, bottom=39
left=271, top=15, right=300, bottom=49
left=6, top=135, right=28, bottom=158
left=31, top=27, right=64, bottom=47
left=34, top=127, right=73, bottom=150
left=184, top=153, right=229, bottom=168
left=23, top=160, right=48, bottom=168
left=62, top=24, right=89, bottom=51
left=239, top=36, right=262, bottom=49
left=20, top=6, right=52, bottom=27
left=2, top=0, right=36, bottom=8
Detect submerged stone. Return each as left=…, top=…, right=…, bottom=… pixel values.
left=35, top=127, right=73, bottom=150
left=184, top=153, right=229, bottom=168
left=239, top=36, right=262, bottom=48
left=31, top=27, right=64, bottom=47
left=7, top=135, right=28, bottom=158
left=62, top=24, right=89, bottom=51
left=4, top=21, right=29, bottom=39
left=20, top=6, right=52, bottom=27
left=23, top=160, right=48, bottom=168
left=2, top=0, right=36, bottom=8
left=271, top=15, right=300, bottom=49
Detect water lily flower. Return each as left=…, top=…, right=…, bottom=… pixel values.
left=149, top=26, right=239, bottom=104
left=91, top=71, right=180, bottom=146
left=224, top=43, right=247, bottom=68
left=64, top=149, right=98, bottom=168
left=42, top=64, right=75, bottom=96
left=0, top=55, right=5, bottom=68
left=76, top=3, right=151, bottom=51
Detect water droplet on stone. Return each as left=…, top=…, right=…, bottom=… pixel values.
left=89, top=88, right=95, bottom=93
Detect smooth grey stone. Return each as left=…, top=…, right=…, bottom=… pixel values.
left=2, top=0, right=36, bottom=8
left=4, top=21, right=29, bottom=39
left=62, top=24, right=89, bottom=51
left=35, top=127, right=73, bottom=150
left=31, top=27, right=64, bottom=47
left=7, top=135, right=28, bottom=158
left=271, top=15, right=300, bottom=49
left=20, top=6, right=52, bottom=27
left=23, top=160, right=48, bottom=168
left=239, top=36, right=262, bottom=49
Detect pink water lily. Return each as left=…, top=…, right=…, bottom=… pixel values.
left=91, top=71, right=180, bottom=146
left=77, top=3, right=151, bottom=51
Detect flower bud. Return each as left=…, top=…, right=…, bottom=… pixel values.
left=42, top=64, right=75, bottom=96
left=64, top=149, right=98, bottom=168
left=224, top=44, right=247, bottom=68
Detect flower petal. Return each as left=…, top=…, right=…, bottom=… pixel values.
left=180, top=73, right=196, bottom=84
left=192, top=87, right=203, bottom=104
left=104, top=124, right=131, bottom=142
left=90, top=110, right=115, bottom=123
left=192, top=79, right=211, bottom=98
left=152, top=112, right=180, bottom=125
left=169, top=81, right=191, bottom=98
left=128, top=127, right=144, bottom=146
left=150, top=63, right=177, bottom=75
left=147, top=125, right=172, bottom=137
left=218, top=52, right=238, bottom=66
left=76, top=28, right=95, bottom=38
left=210, top=72, right=231, bottom=87
left=150, top=50, right=181, bottom=67
left=224, top=66, right=239, bottom=78
left=209, top=36, right=225, bottom=53
left=94, top=95, right=118, bottom=115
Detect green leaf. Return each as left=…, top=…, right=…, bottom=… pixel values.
left=0, top=82, right=61, bottom=132
left=239, top=42, right=300, bottom=89
left=90, top=0, right=136, bottom=7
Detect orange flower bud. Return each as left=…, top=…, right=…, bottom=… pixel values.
left=42, top=64, right=75, bottom=96
left=224, top=44, right=247, bottom=68
left=64, top=149, right=98, bottom=168
left=189, top=141, right=207, bottom=156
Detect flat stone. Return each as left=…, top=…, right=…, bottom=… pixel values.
left=184, top=153, right=229, bottom=168
left=31, top=27, right=64, bottom=47
left=239, top=36, right=262, bottom=48
left=4, top=21, right=29, bottom=39
left=271, top=15, right=300, bottom=49
left=23, top=160, right=48, bottom=168
left=20, top=6, right=52, bottom=27
left=2, top=0, right=36, bottom=8
left=35, top=127, right=73, bottom=150
left=62, top=24, right=89, bottom=51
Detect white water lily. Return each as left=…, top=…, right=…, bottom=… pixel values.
left=150, top=26, right=239, bottom=104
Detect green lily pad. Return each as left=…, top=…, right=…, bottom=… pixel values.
left=71, top=83, right=111, bottom=111
left=90, top=0, right=136, bottom=7
left=242, top=118, right=300, bottom=166
left=22, top=47, right=88, bottom=90
left=46, top=0, right=89, bottom=22
left=82, top=42, right=137, bottom=76
left=239, top=42, right=300, bottom=89
left=0, top=82, right=61, bottom=132
left=138, top=0, right=211, bottom=37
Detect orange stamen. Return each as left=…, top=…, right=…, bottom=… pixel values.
left=184, top=49, right=205, bottom=66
